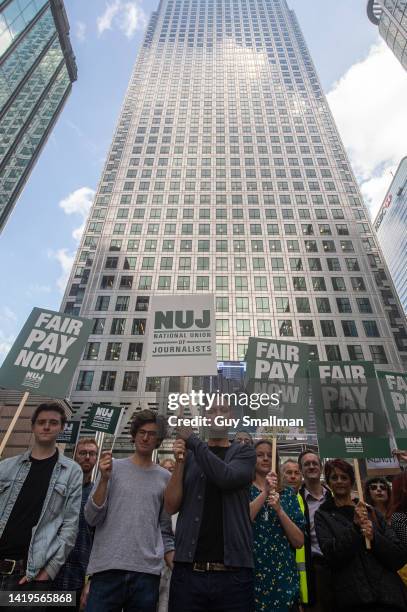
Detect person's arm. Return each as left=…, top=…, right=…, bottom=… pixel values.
left=43, top=465, right=83, bottom=580
left=250, top=488, right=268, bottom=521
left=164, top=440, right=186, bottom=515
left=160, top=506, right=175, bottom=569
left=187, top=435, right=256, bottom=490
left=268, top=490, right=304, bottom=549
left=372, top=512, right=407, bottom=571
left=314, top=509, right=363, bottom=566
left=84, top=452, right=112, bottom=526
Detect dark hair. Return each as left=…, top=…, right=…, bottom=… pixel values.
left=76, top=437, right=99, bottom=452
left=324, top=459, right=355, bottom=486
left=364, top=477, right=391, bottom=508
left=297, top=449, right=321, bottom=468
left=389, top=472, right=407, bottom=514
left=31, top=403, right=67, bottom=427
left=130, top=409, right=167, bottom=448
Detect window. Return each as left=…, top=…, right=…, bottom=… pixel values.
left=123, top=371, right=139, bottom=391
left=299, top=320, right=315, bottom=336
left=196, top=277, right=209, bottom=290
left=177, top=276, right=190, bottom=290
left=111, top=318, right=125, bottom=335
left=316, top=298, right=331, bottom=313
left=256, top=297, right=270, bottom=313
left=99, top=371, right=116, bottom=391
left=322, top=241, right=335, bottom=253
left=120, top=276, right=133, bottom=289
left=138, top=276, right=152, bottom=290
left=363, top=321, right=380, bottom=337
left=84, top=342, right=100, bottom=360
left=357, top=298, right=372, bottom=314
left=128, top=343, right=143, bottom=361
left=326, top=345, right=341, bottom=360
left=346, top=258, right=360, bottom=272
left=157, top=276, right=171, bottom=290
left=279, top=320, right=293, bottom=336
left=257, top=320, right=272, bottom=335
left=236, top=320, right=251, bottom=335
left=105, top=257, right=118, bottom=269
left=236, top=297, right=249, bottom=313
left=274, top=277, right=287, bottom=291
left=132, top=319, right=146, bottom=335
left=342, top=321, right=358, bottom=337
left=254, top=277, right=268, bottom=290
left=293, top=277, right=306, bottom=290
left=76, top=371, right=94, bottom=391
left=92, top=318, right=105, bottom=334
left=105, top=342, right=121, bottom=360
left=312, top=278, right=326, bottom=291
left=124, top=257, right=137, bottom=270
left=217, top=344, right=230, bottom=360
left=321, top=320, right=336, bottom=337
left=216, top=277, right=228, bottom=290
left=115, top=296, right=129, bottom=311
left=296, top=298, right=311, bottom=313
left=351, top=277, right=366, bottom=292
left=308, top=258, right=322, bottom=271
left=327, top=258, right=341, bottom=272
left=336, top=298, right=352, bottom=313
left=95, top=296, right=110, bottom=311
left=216, top=320, right=230, bottom=336
left=332, top=278, right=346, bottom=291
left=135, top=296, right=149, bottom=311
left=276, top=297, right=290, bottom=313
left=348, top=345, right=364, bottom=361
left=369, top=345, right=387, bottom=364
left=216, top=297, right=229, bottom=312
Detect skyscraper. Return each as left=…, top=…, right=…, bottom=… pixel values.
left=0, top=0, right=77, bottom=232
left=61, top=0, right=407, bottom=445
left=367, top=0, right=407, bottom=71
left=374, top=156, right=407, bottom=316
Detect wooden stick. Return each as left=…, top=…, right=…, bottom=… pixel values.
left=92, top=432, right=105, bottom=482
left=110, top=408, right=124, bottom=453
left=271, top=436, right=277, bottom=474
left=0, top=391, right=30, bottom=457
left=353, top=458, right=371, bottom=550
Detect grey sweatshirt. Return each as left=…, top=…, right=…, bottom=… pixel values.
left=84, top=458, right=174, bottom=576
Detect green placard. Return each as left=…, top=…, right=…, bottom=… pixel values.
left=85, top=405, right=123, bottom=435
left=377, top=370, right=407, bottom=451
left=245, top=337, right=310, bottom=426
left=0, top=308, right=92, bottom=398
left=56, top=421, right=80, bottom=445
left=310, top=360, right=390, bottom=458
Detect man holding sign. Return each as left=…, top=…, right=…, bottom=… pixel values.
left=84, top=410, right=174, bottom=612
left=0, top=403, right=82, bottom=601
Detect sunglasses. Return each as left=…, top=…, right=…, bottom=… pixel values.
left=369, top=483, right=387, bottom=491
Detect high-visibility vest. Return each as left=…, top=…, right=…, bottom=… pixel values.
left=296, top=493, right=308, bottom=604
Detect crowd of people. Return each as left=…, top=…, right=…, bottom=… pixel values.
left=0, top=401, right=407, bottom=612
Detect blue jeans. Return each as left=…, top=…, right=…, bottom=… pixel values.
left=86, top=570, right=160, bottom=612
left=169, top=563, right=254, bottom=612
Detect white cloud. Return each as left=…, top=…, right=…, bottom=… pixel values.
left=327, top=40, right=407, bottom=219
left=76, top=21, right=87, bottom=42
left=48, top=249, right=75, bottom=293
left=97, top=0, right=147, bottom=38
left=59, top=186, right=95, bottom=241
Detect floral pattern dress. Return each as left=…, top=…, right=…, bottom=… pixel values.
left=249, top=485, right=305, bottom=612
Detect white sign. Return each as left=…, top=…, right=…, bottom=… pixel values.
left=145, top=294, right=217, bottom=377
left=366, top=457, right=399, bottom=470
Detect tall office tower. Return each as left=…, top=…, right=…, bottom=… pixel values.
left=62, top=0, right=407, bottom=446
left=367, top=0, right=407, bottom=71
left=374, top=157, right=407, bottom=316
left=0, top=0, right=77, bottom=232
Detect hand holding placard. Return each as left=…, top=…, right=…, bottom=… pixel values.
left=173, top=439, right=186, bottom=463
left=99, top=451, right=113, bottom=481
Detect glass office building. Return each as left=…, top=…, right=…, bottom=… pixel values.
left=61, top=0, right=407, bottom=443
left=367, top=0, right=407, bottom=70
left=0, top=0, right=77, bottom=232
left=374, top=157, right=407, bottom=316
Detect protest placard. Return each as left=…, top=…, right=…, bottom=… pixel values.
left=56, top=420, right=81, bottom=445
left=377, top=370, right=407, bottom=451
left=85, top=404, right=123, bottom=436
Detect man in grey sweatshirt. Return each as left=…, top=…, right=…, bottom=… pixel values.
left=84, top=410, right=174, bottom=612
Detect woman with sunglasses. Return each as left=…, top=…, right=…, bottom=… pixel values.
left=364, top=477, right=391, bottom=520
left=315, top=459, right=407, bottom=612
left=250, top=440, right=305, bottom=612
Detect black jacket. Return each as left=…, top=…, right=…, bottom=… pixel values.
left=315, top=497, right=407, bottom=611
left=298, top=484, right=332, bottom=606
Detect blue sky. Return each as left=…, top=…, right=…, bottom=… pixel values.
left=0, top=0, right=406, bottom=362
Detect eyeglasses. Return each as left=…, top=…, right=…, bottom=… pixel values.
left=77, top=450, right=97, bottom=458
left=369, top=483, right=387, bottom=491
left=137, top=429, right=158, bottom=439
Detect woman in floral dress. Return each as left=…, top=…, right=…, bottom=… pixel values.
left=250, top=440, right=305, bottom=612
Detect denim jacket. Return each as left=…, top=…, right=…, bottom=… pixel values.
left=0, top=450, right=82, bottom=581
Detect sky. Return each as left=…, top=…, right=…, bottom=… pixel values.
left=0, top=0, right=407, bottom=363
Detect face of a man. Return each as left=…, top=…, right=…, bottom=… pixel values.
left=300, top=453, right=321, bottom=482
left=282, top=462, right=302, bottom=491
left=134, top=422, right=159, bottom=456
left=205, top=401, right=232, bottom=438
left=75, top=444, right=98, bottom=475
left=32, top=410, right=64, bottom=445
left=235, top=432, right=252, bottom=445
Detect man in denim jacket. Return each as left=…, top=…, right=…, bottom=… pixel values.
left=0, top=402, right=82, bottom=604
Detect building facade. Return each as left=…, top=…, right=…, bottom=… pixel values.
left=61, top=0, right=407, bottom=446
left=0, top=0, right=77, bottom=232
left=367, top=0, right=407, bottom=70
left=374, top=157, right=407, bottom=316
